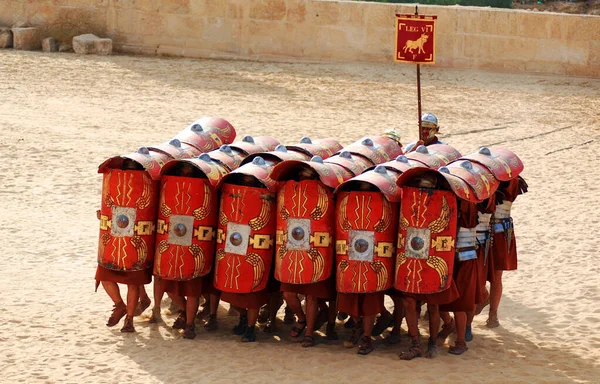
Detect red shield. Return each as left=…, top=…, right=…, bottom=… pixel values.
left=153, top=176, right=217, bottom=280
left=341, top=136, right=403, bottom=166
left=394, top=187, right=458, bottom=294
left=287, top=138, right=343, bottom=160
left=98, top=169, right=159, bottom=271
left=462, top=147, right=524, bottom=181
left=214, top=184, right=276, bottom=293
left=395, top=14, right=437, bottom=64
left=275, top=180, right=335, bottom=284
left=335, top=191, right=398, bottom=293
left=174, top=116, right=237, bottom=152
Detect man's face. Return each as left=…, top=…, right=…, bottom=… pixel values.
left=421, top=127, right=437, bottom=141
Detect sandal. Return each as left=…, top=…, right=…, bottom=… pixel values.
left=204, top=314, right=218, bottom=332
left=172, top=311, right=187, bottom=330
left=465, top=325, right=473, bottom=342
left=233, top=315, right=248, bottom=335
left=325, top=323, right=338, bottom=340
left=301, top=335, right=315, bottom=348
left=448, top=341, right=469, bottom=355
left=399, top=338, right=422, bottom=360
left=183, top=323, right=196, bottom=339
left=289, top=320, right=307, bottom=338
left=120, top=315, right=135, bottom=333
left=424, top=337, right=439, bottom=358
left=314, top=307, right=329, bottom=331
left=148, top=306, right=161, bottom=324
left=343, top=320, right=363, bottom=348
left=241, top=326, right=257, bottom=342
left=357, top=335, right=374, bottom=355
left=106, top=301, right=127, bottom=327
left=258, top=305, right=270, bottom=324
left=134, top=297, right=151, bottom=316
left=372, top=311, right=394, bottom=337
left=486, top=313, right=500, bottom=328
left=337, top=311, right=349, bottom=321
left=283, top=306, right=296, bottom=324
left=436, top=318, right=455, bottom=346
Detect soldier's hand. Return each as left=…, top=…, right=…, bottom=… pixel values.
left=409, top=140, right=424, bottom=152
left=96, top=210, right=101, bottom=220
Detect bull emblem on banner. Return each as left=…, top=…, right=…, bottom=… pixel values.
left=403, top=33, right=428, bottom=55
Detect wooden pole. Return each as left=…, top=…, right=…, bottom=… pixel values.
left=415, top=5, right=423, bottom=142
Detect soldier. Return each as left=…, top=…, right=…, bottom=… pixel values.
left=405, top=113, right=444, bottom=152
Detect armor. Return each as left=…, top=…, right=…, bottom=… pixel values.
left=174, top=116, right=237, bottom=152
left=286, top=137, right=343, bottom=159
left=214, top=157, right=279, bottom=293
left=154, top=169, right=217, bottom=280
left=405, top=144, right=461, bottom=169
left=376, top=155, right=429, bottom=175
left=97, top=167, right=159, bottom=271
left=462, top=147, right=524, bottom=181
left=394, top=171, right=459, bottom=294
left=147, top=138, right=198, bottom=159
left=335, top=166, right=401, bottom=293
left=270, top=156, right=354, bottom=285
left=325, top=151, right=373, bottom=177
left=340, top=136, right=403, bottom=165
left=446, top=160, right=500, bottom=201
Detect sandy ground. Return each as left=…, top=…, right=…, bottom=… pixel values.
left=0, top=50, right=599, bottom=384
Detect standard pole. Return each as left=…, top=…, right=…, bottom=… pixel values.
left=415, top=5, right=423, bottom=142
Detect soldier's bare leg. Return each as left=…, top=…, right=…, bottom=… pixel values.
left=264, top=292, right=283, bottom=333
left=449, top=312, right=468, bottom=355
left=284, top=292, right=306, bottom=338
left=424, top=304, right=441, bottom=357
left=149, top=279, right=165, bottom=323
left=357, top=315, right=376, bottom=355
left=465, top=311, right=474, bottom=341
left=487, top=270, right=503, bottom=328
left=301, top=295, right=319, bottom=347
left=121, top=284, right=140, bottom=332
left=183, top=296, right=199, bottom=339
left=241, top=308, right=259, bottom=342
left=102, top=281, right=127, bottom=327
left=385, top=296, right=404, bottom=344
left=204, top=292, right=220, bottom=331
left=399, top=296, right=423, bottom=360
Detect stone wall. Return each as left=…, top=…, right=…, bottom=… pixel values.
left=1, top=0, right=598, bottom=77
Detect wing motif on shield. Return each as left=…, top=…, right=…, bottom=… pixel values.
left=214, top=249, right=225, bottom=285
left=249, top=196, right=271, bottom=231
left=307, top=248, right=325, bottom=282
left=159, top=183, right=172, bottom=217
left=278, top=188, right=290, bottom=220
left=428, top=197, right=450, bottom=233
left=337, top=259, right=349, bottom=291
left=245, top=252, right=265, bottom=290
left=136, top=174, right=153, bottom=210
left=189, top=244, right=206, bottom=278
left=310, top=184, right=328, bottom=221
left=192, top=183, right=211, bottom=220
left=338, top=195, right=351, bottom=231
left=374, top=197, right=392, bottom=233
left=426, top=255, right=448, bottom=289
left=130, top=235, right=147, bottom=264
left=371, top=260, right=389, bottom=292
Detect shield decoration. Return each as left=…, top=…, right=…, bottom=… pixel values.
left=335, top=191, right=398, bottom=293
left=98, top=169, right=159, bottom=271
left=153, top=176, right=217, bottom=281
left=395, top=187, right=458, bottom=294
left=275, top=180, right=335, bottom=284
left=214, top=183, right=276, bottom=293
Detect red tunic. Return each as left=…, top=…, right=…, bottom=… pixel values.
left=280, top=275, right=336, bottom=300
left=440, top=200, right=480, bottom=313
left=492, top=178, right=520, bottom=271
left=220, top=290, right=269, bottom=310
left=161, top=277, right=204, bottom=297
left=95, top=265, right=152, bottom=287
left=477, top=195, right=496, bottom=285
left=337, top=292, right=385, bottom=317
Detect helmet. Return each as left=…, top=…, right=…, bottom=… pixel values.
left=420, top=113, right=439, bottom=131
left=382, top=129, right=403, bottom=146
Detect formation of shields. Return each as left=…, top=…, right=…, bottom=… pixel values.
left=95, top=116, right=526, bottom=357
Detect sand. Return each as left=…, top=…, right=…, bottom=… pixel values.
left=0, top=49, right=599, bottom=384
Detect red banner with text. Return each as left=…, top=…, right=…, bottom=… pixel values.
left=395, top=14, right=437, bottom=64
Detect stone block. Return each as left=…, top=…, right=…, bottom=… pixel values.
left=73, top=34, right=113, bottom=55
left=42, top=37, right=59, bottom=52
left=250, top=0, right=286, bottom=21
left=0, top=27, right=13, bottom=48
left=12, top=27, right=41, bottom=50
left=308, top=1, right=340, bottom=25
left=59, top=44, right=73, bottom=53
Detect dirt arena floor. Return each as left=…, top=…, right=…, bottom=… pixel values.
left=0, top=49, right=599, bottom=383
